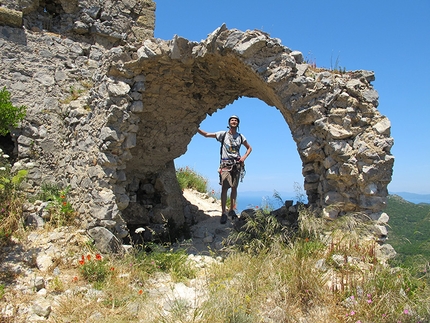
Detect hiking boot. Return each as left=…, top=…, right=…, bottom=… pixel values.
left=228, top=210, right=237, bottom=220
left=220, top=213, right=228, bottom=224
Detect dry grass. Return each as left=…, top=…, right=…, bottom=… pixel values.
left=0, top=215, right=429, bottom=323
left=0, top=174, right=27, bottom=247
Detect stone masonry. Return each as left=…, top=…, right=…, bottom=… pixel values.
left=0, top=1, right=394, bottom=249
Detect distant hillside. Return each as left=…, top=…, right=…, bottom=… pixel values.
left=390, top=191, right=430, bottom=204
left=385, top=194, right=430, bottom=266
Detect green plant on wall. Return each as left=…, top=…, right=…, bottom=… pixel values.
left=39, top=184, right=77, bottom=227
left=0, top=87, right=27, bottom=136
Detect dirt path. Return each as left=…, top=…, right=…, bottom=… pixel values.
left=182, top=189, right=236, bottom=255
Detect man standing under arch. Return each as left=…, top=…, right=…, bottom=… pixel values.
left=197, top=115, right=252, bottom=224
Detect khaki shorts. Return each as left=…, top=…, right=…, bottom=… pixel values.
left=219, top=164, right=242, bottom=189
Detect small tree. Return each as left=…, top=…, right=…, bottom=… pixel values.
left=0, top=87, right=27, bottom=136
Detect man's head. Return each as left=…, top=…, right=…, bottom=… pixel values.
left=228, top=115, right=240, bottom=128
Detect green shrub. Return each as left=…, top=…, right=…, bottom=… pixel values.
left=176, top=166, right=208, bottom=193
left=132, top=245, right=196, bottom=282
left=78, top=253, right=112, bottom=287
left=0, top=87, right=26, bottom=136
left=37, top=184, right=76, bottom=227
left=227, top=209, right=292, bottom=253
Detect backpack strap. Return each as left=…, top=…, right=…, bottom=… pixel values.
left=220, top=131, right=227, bottom=163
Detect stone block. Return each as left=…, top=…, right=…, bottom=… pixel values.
left=369, top=212, right=389, bottom=223
left=373, top=118, right=391, bottom=135
left=375, top=244, right=397, bottom=261
left=88, top=227, right=122, bottom=254
left=0, top=7, right=22, bottom=27
left=107, top=82, right=130, bottom=96
left=123, top=132, right=136, bottom=148
left=290, top=50, right=303, bottom=64
left=322, top=207, right=339, bottom=219
left=324, top=191, right=343, bottom=204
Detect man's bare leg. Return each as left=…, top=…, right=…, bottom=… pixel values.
left=220, top=184, right=229, bottom=224
left=221, top=185, right=228, bottom=214
left=230, top=186, right=237, bottom=211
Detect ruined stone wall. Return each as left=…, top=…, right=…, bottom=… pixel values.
left=0, top=0, right=158, bottom=245
left=0, top=2, right=394, bottom=250
left=102, top=25, right=393, bottom=219
left=0, top=0, right=155, bottom=44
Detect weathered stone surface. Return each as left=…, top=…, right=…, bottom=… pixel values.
left=370, top=211, right=389, bottom=223
left=31, top=298, right=52, bottom=318
left=0, top=7, right=22, bottom=27
left=1, top=0, right=154, bottom=43
left=88, top=227, right=122, bottom=253
left=373, top=117, right=391, bottom=135
left=375, top=243, right=397, bottom=260
left=36, top=254, right=53, bottom=272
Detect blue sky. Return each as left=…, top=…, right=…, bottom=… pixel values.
left=154, top=0, right=430, bottom=196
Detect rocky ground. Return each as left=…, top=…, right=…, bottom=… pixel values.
left=182, top=188, right=236, bottom=254
left=0, top=189, right=234, bottom=322
left=0, top=189, right=402, bottom=322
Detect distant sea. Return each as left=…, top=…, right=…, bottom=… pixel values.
left=235, top=191, right=305, bottom=212
left=235, top=191, right=430, bottom=212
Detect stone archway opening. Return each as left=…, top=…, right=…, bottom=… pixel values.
left=119, top=46, right=287, bottom=241
left=99, top=25, right=393, bottom=242
left=174, top=96, right=303, bottom=208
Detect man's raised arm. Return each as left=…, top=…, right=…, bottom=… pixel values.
left=197, top=129, right=216, bottom=138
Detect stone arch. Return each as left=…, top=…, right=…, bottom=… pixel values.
left=85, top=24, right=393, bottom=237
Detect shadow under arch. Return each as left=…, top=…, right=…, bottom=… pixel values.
left=100, top=24, right=393, bottom=232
